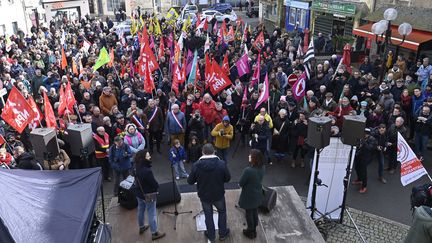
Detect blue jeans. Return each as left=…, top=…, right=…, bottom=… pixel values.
left=173, top=161, right=188, bottom=178
left=414, top=133, right=429, bottom=158
left=137, top=197, right=158, bottom=234
left=201, top=197, right=228, bottom=240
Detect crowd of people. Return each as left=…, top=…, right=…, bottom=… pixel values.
left=0, top=5, right=431, bottom=241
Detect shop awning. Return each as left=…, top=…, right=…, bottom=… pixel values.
left=352, top=23, right=432, bottom=51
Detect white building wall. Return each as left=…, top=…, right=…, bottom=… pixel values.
left=0, top=0, right=32, bottom=35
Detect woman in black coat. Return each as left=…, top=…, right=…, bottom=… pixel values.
left=272, top=109, right=290, bottom=161
left=238, top=149, right=265, bottom=239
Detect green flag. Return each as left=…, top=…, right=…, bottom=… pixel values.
left=93, top=47, right=110, bottom=71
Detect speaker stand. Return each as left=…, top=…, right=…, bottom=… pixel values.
left=162, top=164, right=192, bottom=230
left=308, top=148, right=322, bottom=219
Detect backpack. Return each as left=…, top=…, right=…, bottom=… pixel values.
left=411, top=183, right=432, bottom=211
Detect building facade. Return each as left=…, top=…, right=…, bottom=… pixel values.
left=42, top=0, right=90, bottom=23
left=0, top=0, right=45, bottom=35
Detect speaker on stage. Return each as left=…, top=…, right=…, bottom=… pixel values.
left=157, top=181, right=181, bottom=207
left=341, top=115, right=366, bottom=146
left=260, top=186, right=277, bottom=213
left=30, top=128, right=60, bottom=160
left=307, top=117, right=332, bottom=149
left=65, top=123, right=95, bottom=156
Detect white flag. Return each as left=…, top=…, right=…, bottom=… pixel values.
left=204, top=34, right=210, bottom=53
left=397, top=132, right=428, bottom=186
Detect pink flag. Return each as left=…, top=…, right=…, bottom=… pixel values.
left=255, top=73, right=269, bottom=109
left=250, top=54, right=261, bottom=86
left=293, top=72, right=307, bottom=101
left=236, top=54, right=250, bottom=77
left=186, top=49, right=194, bottom=75
left=342, top=43, right=352, bottom=73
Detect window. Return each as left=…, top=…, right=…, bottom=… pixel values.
left=0, top=25, right=5, bottom=36
left=107, top=0, right=124, bottom=12
left=299, top=9, right=307, bottom=28
left=12, top=22, right=18, bottom=34
left=289, top=7, right=296, bottom=25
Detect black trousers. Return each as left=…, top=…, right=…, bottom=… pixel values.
left=148, top=130, right=162, bottom=152
left=245, top=208, right=259, bottom=231
left=355, top=156, right=369, bottom=188
left=388, top=146, right=398, bottom=170
left=96, top=157, right=110, bottom=180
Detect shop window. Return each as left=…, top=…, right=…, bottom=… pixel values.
left=12, top=22, right=18, bottom=34
left=289, top=7, right=296, bottom=25
left=299, top=9, right=307, bottom=28
left=107, top=0, right=125, bottom=12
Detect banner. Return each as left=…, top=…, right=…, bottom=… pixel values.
left=1, top=87, right=36, bottom=133
left=397, top=132, right=428, bottom=186
left=208, top=60, right=232, bottom=96
left=255, top=73, right=269, bottom=109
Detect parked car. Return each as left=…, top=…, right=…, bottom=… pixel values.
left=113, top=19, right=132, bottom=36
left=201, top=9, right=237, bottom=22
left=182, top=4, right=198, bottom=14
left=176, top=11, right=197, bottom=28
left=206, top=3, right=232, bottom=14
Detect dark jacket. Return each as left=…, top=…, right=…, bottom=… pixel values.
left=250, top=122, right=270, bottom=152
left=187, top=155, right=231, bottom=202
left=109, top=143, right=132, bottom=171
left=238, top=165, right=265, bottom=209
left=134, top=162, right=159, bottom=199
left=404, top=206, right=432, bottom=243
left=17, top=152, right=42, bottom=170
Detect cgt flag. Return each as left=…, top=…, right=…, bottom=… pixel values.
left=397, top=132, right=428, bottom=186
left=292, top=72, right=307, bottom=101
left=255, top=72, right=269, bottom=109
left=208, top=60, right=232, bottom=96
left=1, top=87, right=36, bottom=133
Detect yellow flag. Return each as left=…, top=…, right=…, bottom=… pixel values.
left=154, top=17, right=162, bottom=35
left=130, top=16, right=137, bottom=36
left=182, top=15, right=191, bottom=33
left=139, top=15, right=145, bottom=30
left=149, top=19, right=154, bottom=34
left=166, top=7, right=178, bottom=20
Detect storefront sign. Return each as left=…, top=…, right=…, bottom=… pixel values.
left=51, top=2, right=64, bottom=9
left=311, top=0, right=356, bottom=16
left=285, top=0, right=310, bottom=9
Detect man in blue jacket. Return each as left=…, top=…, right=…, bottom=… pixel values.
left=166, top=104, right=186, bottom=146
left=188, top=144, right=231, bottom=242
left=109, top=136, right=132, bottom=196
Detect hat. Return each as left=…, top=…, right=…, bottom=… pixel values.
left=365, top=128, right=371, bottom=134
left=116, top=113, right=124, bottom=119
left=310, top=96, right=319, bottom=104
left=360, top=101, right=368, bottom=107
left=288, top=101, right=296, bottom=107
left=222, top=116, right=230, bottom=122
left=325, top=92, right=333, bottom=98
left=96, top=81, right=102, bottom=86
left=351, top=95, right=358, bottom=101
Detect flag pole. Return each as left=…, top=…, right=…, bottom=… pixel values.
left=74, top=104, right=83, bottom=123
left=112, top=65, right=124, bottom=90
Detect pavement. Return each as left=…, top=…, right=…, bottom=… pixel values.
left=99, top=134, right=430, bottom=242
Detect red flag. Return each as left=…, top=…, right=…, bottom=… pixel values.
left=222, top=53, right=229, bottom=75
left=172, top=63, right=181, bottom=94
left=1, top=87, right=36, bottom=133
left=108, top=48, right=115, bottom=68
left=342, top=43, right=352, bottom=73
left=140, top=44, right=159, bottom=73
left=195, top=61, right=201, bottom=84
left=213, top=21, right=218, bottom=35
left=241, top=86, right=248, bottom=109
left=292, top=72, right=307, bottom=101
left=205, top=53, right=212, bottom=89
left=65, top=81, right=76, bottom=114
left=61, top=47, right=67, bottom=70
left=0, top=134, right=5, bottom=145
left=43, top=91, right=57, bottom=128
left=203, top=18, right=208, bottom=31
left=253, top=31, right=265, bottom=51
left=158, top=37, right=165, bottom=59
left=140, top=24, right=149, bottom=49
left=72, top=59, right=79, bottom=75
left=58, top=84, right=67, bottom=116
left=144, top=61, right=155, bottom=93
left=180, top=53, right=187, bottom=84
left=225, top=26, right=235, bottom=43
left=250, top=53, right=261, bottom=86
left=27, top=96, right=43, bottom=129
left=208, top=60, right=232, bottom=96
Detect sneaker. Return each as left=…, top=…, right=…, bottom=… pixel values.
left=219, top=228, right=230, bottom=241
left=291, top=162, right=296, bottom=168
left=300, top=161, right=305, bottom=168
left=389, top=169, right=395, bottom=174
left=151, top=231, right=166, bottom=240
left=139, top=225, right=149, bottom=234
left=378, top=177, right=387, bottom=184
left=359, top=187, right=367, bottom=194
left=176, top=176, right=180, bottom=180
left=243, top=229, right=256, bottom=239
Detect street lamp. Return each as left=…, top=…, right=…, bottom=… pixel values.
left=371, top=8, right=412, bottom=81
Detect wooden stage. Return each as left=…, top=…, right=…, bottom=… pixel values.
left=106, top=186, right=325, bottom=243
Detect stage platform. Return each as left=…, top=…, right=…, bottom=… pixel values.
left=106, top=186, right=325, bottom=243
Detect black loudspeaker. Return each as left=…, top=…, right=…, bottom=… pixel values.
left=259, top=186, right=277, bottom=213
left=307, top=117, right=332, bottom=149
left=341, top=115, right=366, bottom=146
left=156, top=181, right=181, bottom=207
left=30, top=128, right=60, bottom=160
left=65, top=123, right=95, bottom=156
left=118, top=186, right=138, bottom=210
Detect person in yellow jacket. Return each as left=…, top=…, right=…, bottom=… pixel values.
left=211, top=116, right=234, bottom=162
left=254, top=108, right=273, bottom=129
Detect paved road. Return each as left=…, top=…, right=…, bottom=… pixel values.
left=103, top=134, right=430, bottom=226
